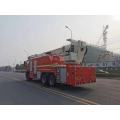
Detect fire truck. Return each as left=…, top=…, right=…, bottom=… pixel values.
left=24, top=39, right=96, bottom=87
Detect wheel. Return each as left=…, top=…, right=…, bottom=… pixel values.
left=48, top=74, right=56, bottom=87
left=41, top=74, right=47, bottom=86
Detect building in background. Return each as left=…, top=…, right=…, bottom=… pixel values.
left=84, top=25, right=120, bottom=71
left=84, top=45, right=120, bottom=68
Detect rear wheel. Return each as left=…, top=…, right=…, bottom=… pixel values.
left=41, top=74, right=47, bottom=86
left=48, top=74, right=56, bottom=87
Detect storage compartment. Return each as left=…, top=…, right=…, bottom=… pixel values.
left=66, top=64, right=96, bottom=86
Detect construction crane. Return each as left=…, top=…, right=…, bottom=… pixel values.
left=97, top=25, right=109, bottom=50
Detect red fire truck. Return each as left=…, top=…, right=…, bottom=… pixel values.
left=24, top=39, right=96, bottom=87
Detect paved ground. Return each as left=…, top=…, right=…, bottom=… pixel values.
left=0, top=72, right=120, bottom=105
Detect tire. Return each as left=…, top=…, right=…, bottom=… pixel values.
left=41, top=74, right=47, bottom=86
left=48, top=74, right=56, bottom=87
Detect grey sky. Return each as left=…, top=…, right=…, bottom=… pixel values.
left=0, top=15, right=120, bottom=66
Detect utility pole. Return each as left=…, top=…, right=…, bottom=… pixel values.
left=65, top=25, right=73, bottom=39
